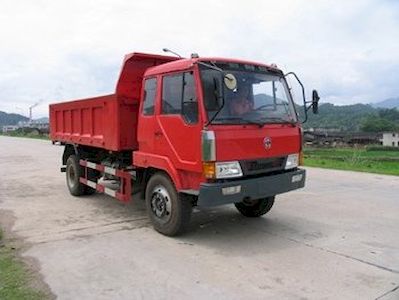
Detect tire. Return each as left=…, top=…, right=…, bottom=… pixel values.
left=66, top=155, right=86, bottom=196
left=235, top=196, right=275, bottom=217
left=145, top=173, right=192, bottom=236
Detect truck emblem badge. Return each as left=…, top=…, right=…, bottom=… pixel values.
left=263, top=137, right=272, bottom=150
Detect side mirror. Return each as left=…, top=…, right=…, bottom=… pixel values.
left=224, top=73, right=237, bottom=90
left=312, top=90, right=320, bottom=114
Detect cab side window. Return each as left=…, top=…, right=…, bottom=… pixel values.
left=162, top=72, right=198, bottom=124
left=143, top=78, right=157, bottom=115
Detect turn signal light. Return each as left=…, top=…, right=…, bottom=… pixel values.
left=203, top=162, right=216, bottom=179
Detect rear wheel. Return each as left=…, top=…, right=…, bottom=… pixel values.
left=66, top=155, right=86, bottom=196
left=235, top=196, right=275, bottom=217
left=145, top=173, right=192, bottom=236
left=66, top=155, right=97, bottom=196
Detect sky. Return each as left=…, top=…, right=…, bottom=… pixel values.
left=0, top=0, right=398, bottom=118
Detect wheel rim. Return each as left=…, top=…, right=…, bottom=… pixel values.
left=150, top=185, right=172, bottom=224
left=242, top=198, right=260, bottom=207
left=67, top=164, right=76, bottom=189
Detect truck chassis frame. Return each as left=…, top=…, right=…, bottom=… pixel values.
left=79, top=159, right=132, bottom=202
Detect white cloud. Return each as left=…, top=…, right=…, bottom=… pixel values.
left=0, top=0, right=398, bottom=117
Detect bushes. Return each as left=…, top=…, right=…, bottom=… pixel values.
left=366, top=145, right=399, bottom=152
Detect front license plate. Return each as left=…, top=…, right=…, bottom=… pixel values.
left=292, top=174, right=303, bottom=183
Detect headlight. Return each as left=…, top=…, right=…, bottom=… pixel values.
left=216, top=161, right=243, bottom=178
left=203, top=161, right=243, bottom=179
left=285, top=153, right=299, bottom=170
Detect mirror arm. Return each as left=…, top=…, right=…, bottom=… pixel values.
left=305, top=104, right=314, bottom=112
left=285, top=72, right=308, bottom=123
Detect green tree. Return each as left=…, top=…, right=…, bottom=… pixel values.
left=360, top=115, right=398, bottom=132
left=378, top=108, right=399, bottom=122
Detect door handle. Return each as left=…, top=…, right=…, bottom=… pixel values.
left=154, top=131, right=163, bottom=137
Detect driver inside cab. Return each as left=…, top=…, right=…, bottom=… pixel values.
left=229, top=85, right=254, bottom=116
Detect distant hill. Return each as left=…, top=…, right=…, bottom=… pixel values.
left=299, top=103, right=399, bottom=132
left=300, top=103, right=377, bottom=131
left=35, top=117, right=49, bottom=123
left=371, top=97, right=399, bottom=109
left=254, top=95, right=399, bottom=132
left=0, top=111, right=28, bottom=127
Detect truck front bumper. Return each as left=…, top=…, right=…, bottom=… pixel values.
left=197, top=168, right=306, bottom=207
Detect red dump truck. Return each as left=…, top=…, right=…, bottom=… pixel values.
left=50, top=51, right=319, bottom=236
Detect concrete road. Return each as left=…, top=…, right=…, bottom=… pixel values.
left=0, top=136, right=398, bottom=300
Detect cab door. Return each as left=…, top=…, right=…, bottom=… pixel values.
left=154, top=71, right=202, bottom=172
left=137, top=77, right=158, bottom=153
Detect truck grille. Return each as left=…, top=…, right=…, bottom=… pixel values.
left=240, top=157, right=286, bottom=176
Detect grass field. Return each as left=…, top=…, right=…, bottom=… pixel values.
left=304, top=147, right=399, bottom=176
left=0, top=229, right=47, bottom=300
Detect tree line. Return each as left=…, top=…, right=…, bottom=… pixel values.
left=298, top=103, right=399, bottom=132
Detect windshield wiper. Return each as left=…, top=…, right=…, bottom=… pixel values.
left=197, top=61, right=232, bottom=127
left=214, top=117, right=265, bottom=128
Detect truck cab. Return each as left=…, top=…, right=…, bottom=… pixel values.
left=133, top=55, right=313, bottom=233
left=50, top=52, right=319, bottom=236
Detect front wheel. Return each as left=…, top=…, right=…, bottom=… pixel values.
left=235, top=196, right=275, bottom=217
left=145, top=173, right=192, bottom=236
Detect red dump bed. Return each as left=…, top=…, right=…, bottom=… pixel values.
left=50, top=94, right=138, bottom=151
left=49, top=52, right=179, bottom=151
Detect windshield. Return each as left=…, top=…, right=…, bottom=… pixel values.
left=200, top=63, right=297, bottom=125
